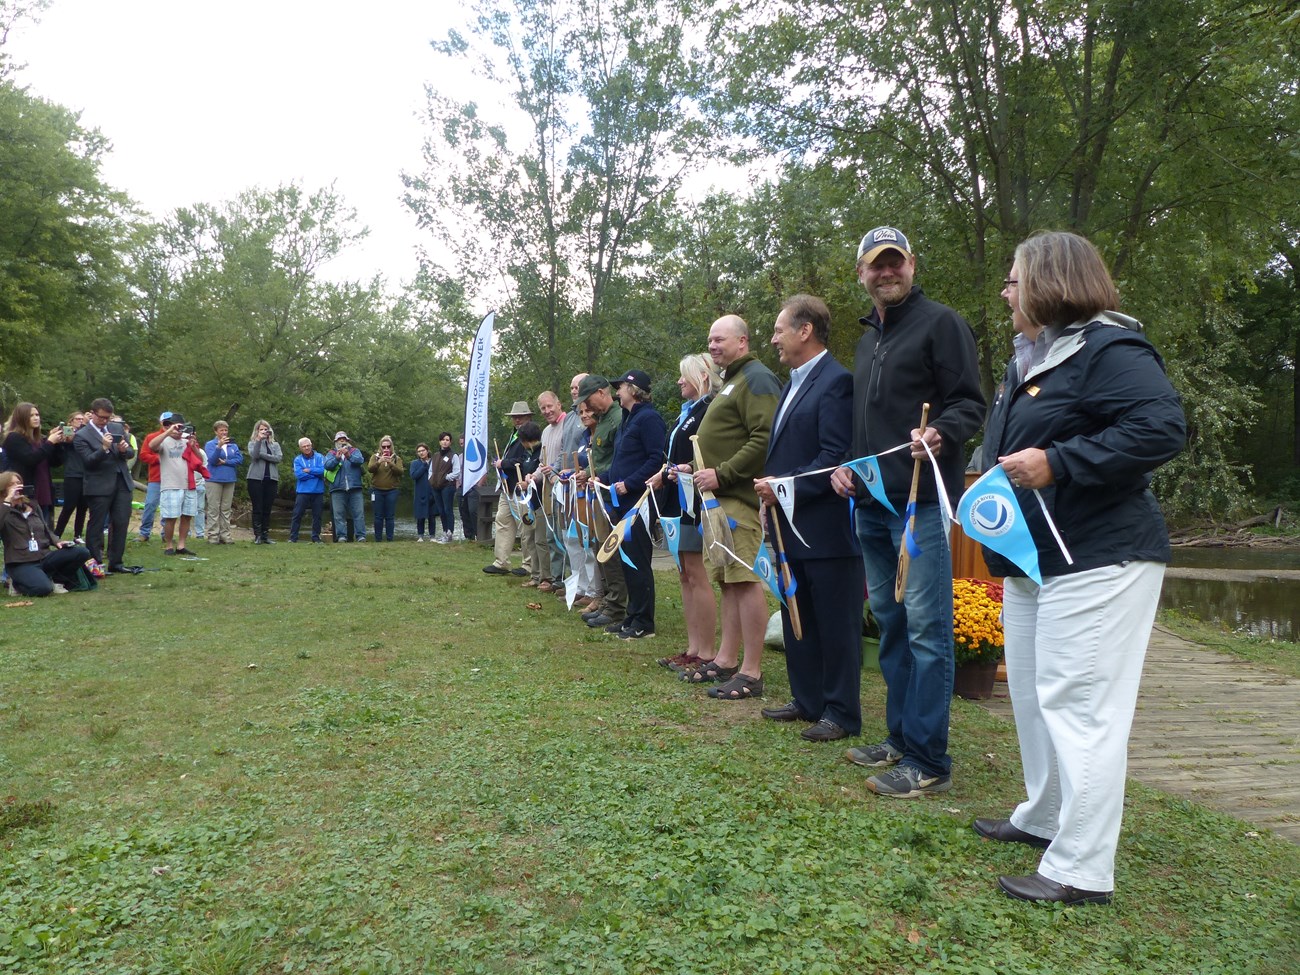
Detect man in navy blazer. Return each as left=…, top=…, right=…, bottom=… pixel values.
left=75, top=397, right=137, bottom=572
left=755, top=295, right=864, bottom=742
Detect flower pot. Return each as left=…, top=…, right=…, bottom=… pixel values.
left=953, top=661, right=999, bottom=700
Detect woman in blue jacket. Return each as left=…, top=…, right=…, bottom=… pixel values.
left=973, top=231, right=1185, bottom=906
left=409, top=443, right=433, bottom=541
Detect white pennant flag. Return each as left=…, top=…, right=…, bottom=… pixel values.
left=766, top=476, right=809, bottom=548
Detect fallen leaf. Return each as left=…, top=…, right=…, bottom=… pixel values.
left=907, top=929, right=921, bottom=944
left=5, top=600, right=34, bottom=608
left=526, top=602, right=543, bottom=610
left=246, top=663, right=258, bottom=670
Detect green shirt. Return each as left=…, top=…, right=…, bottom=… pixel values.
left=696, top=352, right=781, bottom=508
left=590, top=404, right=620, bottom=476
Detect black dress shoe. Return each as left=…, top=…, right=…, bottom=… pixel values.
left=510, top=567, right=528, bottom=576
left=998, top=874, right=1112, bottom=905
left=973, top=818, right=1052, bottom=849
left=483, top=565, right=508, bottom=575
left=800, top=719, right=849, bottom=742
left=760, top=701, right=808, bottom=722
left=106, top=564, right=129, bottom=574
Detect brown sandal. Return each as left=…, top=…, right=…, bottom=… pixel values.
left=681, top=659, right=737, bottom=684
left=709, top=674, right=764, bottom=700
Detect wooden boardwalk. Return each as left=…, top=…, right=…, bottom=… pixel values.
left=977, top=625, right=1300, bottom=844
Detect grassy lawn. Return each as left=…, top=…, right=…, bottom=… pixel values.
left=2, top=539, right=1298, bottom=974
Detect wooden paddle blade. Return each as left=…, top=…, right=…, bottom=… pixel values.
left=894, top=546, right=910, bottom=602
left=596, top=524, right=625, bottom=563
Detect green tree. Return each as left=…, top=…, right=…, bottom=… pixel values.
left=404, top=0, right=709, bottom=392
left=0, top=27, right=132, bottom=407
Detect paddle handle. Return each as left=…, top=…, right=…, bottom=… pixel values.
left=894, top=403, right=931, bottom=602
left=769, top=508, right=803, bottom=641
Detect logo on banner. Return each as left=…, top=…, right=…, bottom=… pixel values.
left=969, top=493, right=1014, bottom=536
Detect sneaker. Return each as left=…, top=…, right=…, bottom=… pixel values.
left=417, top=536, right=426, bottom=543
left=618, top=627, right=655, bottom=641
left=434, top=534, right=448, bottom=544
left=51, top=583, right=69, bottom=595
left=845, top=741, right=903, bottom=768
left=585, top=613, right=614, bottom=628
left=603, top=619, right=628, bottom=634
left=866, top=764, right=952, bottom=798
left=356, top=537, right=368, bottom=542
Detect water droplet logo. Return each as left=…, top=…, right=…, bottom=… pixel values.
left=863, top=463, right=879, bottom=486
left=757, top=555, right=772, bottom=577
left=971, top=493, right=1013, bottom=537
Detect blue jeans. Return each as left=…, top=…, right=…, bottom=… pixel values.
left=331, top=488, right=365, bottom=541
left=856, top=502, right=954, bottom=777
left=290, top=492, right=324, bottom=541
left=372, top=488, right=397, bottom=541
left=431, top=484, right=456, bottom=535
left=138, top=481, right=161, bottom=538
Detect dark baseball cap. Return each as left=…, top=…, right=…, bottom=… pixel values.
left=576, top=375, right=610, bottom=400
left=612, top=369, right=651, bottom=393
left=856, top=226, right=913, bottom=265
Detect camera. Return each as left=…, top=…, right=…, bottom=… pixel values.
left=106, top=421, right=126, bottom=442
left=62, top=424, right=74, bottom=437
left=183, top=423, right=195, bottom=436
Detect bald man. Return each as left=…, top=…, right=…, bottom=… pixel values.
left=686, top=315, right=781, bottom=701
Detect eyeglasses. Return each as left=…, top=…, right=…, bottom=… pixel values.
left=1003, top=278, right=1019, bottom=287
left=93, top=411, right=112, bottom=421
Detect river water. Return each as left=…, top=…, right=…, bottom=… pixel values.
left=1162, top=548, right=1300, bottom=643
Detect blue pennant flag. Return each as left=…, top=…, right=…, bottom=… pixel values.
left=845, top=455, right=898, bottom=516
left=618, top=517, right=637, bottom=569
left=956, top=466, right=1042, bottom=584
left=774, top=546, right=797, bottom=599
left=752, top=541, right=786, bottom=606
left=903, top=501, right=922, bottom=557
left=567, top=516, right=578, bottom=540
left=661, top=516, right=682, bottom=570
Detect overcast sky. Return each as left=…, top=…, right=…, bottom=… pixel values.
left=8, top=0, right=458, bottom=285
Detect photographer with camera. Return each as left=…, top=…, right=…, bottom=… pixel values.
left=72, top=398, right=136, bottom=574
left=2, top=402, right=68, bottom=528
left=367, top=435, right=404, bottom=542
left=324, top=431, right=366, bottom=542
left=203, top=420, right=243, bottom=544
left=1, top=472, right=94, bottom=595
left=246, top=420, right=283, bottom=544
left=148, top=415, right=208, bottom=555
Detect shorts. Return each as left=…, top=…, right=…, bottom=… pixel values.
left=677, top=520, right=704, bottom=554
left=159, top=488, right=198, bottom=519
left=706, top=496, right=763, bottom=585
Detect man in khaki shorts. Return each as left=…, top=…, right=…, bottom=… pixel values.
left=687, top=315, right=781, bottom=701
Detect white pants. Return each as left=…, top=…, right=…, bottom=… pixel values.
left=1003, top=561, right=1165, bottom=891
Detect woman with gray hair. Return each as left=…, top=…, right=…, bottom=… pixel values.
left=973, top=231, right=1185, bottom=905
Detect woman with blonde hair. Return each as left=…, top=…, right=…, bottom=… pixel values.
left=367, top=434, right=404, bottom=541
left=973, top=231, right=1185, bottom=905
left=245, top=419, right=282, bottom=544
left=650, top=352, right=721, bottom=671
left=2, top=402, right=68, bottom=528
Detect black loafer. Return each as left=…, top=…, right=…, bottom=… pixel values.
left=800, top=719, right=849, bottom=742
left=973, top=818, right=1052, bottom=849
left=998, top=874, right=1112, bottom=905
left=482, top=565, right=508, bottom=575
left=510, top=568, right=529, bottom=576
left=760, top=701, right=807, bottom=722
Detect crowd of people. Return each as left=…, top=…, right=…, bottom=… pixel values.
left=3, top=228, right=1186, bottom=907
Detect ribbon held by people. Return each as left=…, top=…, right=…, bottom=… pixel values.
left=690, top=434, right=735, bottom=565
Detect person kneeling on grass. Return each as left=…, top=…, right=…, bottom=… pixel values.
left=1, top=472, right=94, bottom=595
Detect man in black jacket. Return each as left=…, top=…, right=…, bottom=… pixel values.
left=831, top=227, right=985, bottom=797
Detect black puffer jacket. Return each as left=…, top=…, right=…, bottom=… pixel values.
left=982, top=312, right=1186, bottom=577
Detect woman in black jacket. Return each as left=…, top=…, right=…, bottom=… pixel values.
left=973, top=231, right=1186, bottom=906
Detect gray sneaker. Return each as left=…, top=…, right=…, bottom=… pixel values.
left=866, top=764, right=952, bottom=798
left=844, top=741, right=903, bottom=767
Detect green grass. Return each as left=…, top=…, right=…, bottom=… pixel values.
left=2, top=540, right=1298, bottom=974
left=1159, top=609, right=1300, bottom=680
